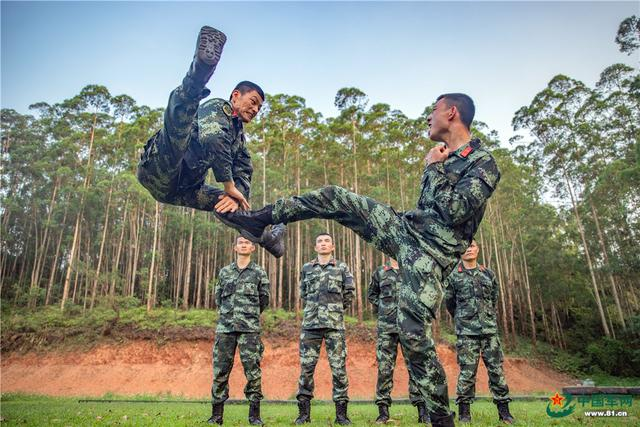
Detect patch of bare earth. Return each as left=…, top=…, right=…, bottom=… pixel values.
left=1, top=338, right=576, bottom=399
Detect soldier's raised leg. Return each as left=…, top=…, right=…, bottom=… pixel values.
left=238, top=333, right=265, bottom=425
left=137, top=26, right=226, bottom=203
left=325, top=329, right=351, bottom=425
left=455, top=335, right=481, bottom=423
left=210, top=332, right=238, bottom=424
left=481, top=335, right=514, bottom=424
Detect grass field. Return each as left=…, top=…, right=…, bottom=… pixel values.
left=1, top=394, right=638, bottom=426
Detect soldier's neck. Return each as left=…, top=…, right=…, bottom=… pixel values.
left=317, top=253, right=333, bottom=265
left=236, top=256, right=252, bottom=269
left=462, top=259, right=478, bottom=270
left=444, top=127, right=472, bottom=153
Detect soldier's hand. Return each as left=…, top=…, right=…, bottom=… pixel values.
left=225, top=186, right=251, bottom=211
left=425, top=144, right=449, bottom=165
left=215, top=194, right=240, bottom=213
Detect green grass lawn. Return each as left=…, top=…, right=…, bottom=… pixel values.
left=1, top=394, right=638, bottom=426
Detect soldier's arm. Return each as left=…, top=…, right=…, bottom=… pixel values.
left=232, top=144, right=253, bottom=200
left=444, top=275, right=456, bottom=317
left=367, top=269, right=381, bottom=309
left=299, top=268, right=307, bottom=302
left=258, top=269, right=270, bottom=313
left=341, top=264, right=355, bottom=308
left=490, top=270, right=500, bottom=309
left=214, top=274, right=223, bottom=308
left=204, top=109, right=235, bottom=187
left=426, top=155, right=500, bottom=225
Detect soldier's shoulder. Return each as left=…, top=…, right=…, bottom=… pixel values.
left=219, top=264, right=234, bottom=275
left=302, top=262, right=315, bottom=272
left=252, top=262, right=268, bottom=275
left=480, top=265, right=496, bottom=278
left=199, top=98, right=233, bottom=120
left=335, top=260, right=350, bottom=271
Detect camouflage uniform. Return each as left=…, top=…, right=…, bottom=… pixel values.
left=212, top=261, right=269, bottom=404
left=271, top=139, right=500, bottom=415
left=297, top=258, right=355, bottom=403
left=137, top=81, right=252, bottom=211
left=444, top=262, right=511, bottom=404
left=367, top=263, right=424, bottom=407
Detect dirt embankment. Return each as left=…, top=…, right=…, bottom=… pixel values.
left=1, top=337, right=576, bottom=399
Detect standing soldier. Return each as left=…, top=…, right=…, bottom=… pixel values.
left=444, top=240, right=515, bottom=424
left=209, top=236, right=270, bottom=425
left=294, top=233, right=355, bottom=425
left=368, top=258, right=429, bottom=424
left=136, top=26, right=285, bottom=257
left=220, top=93, right=501, bottom=426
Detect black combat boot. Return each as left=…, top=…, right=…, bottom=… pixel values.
left=375, top=404, right=389, bottom=423
left=218, top=207, right=286, bottom=258
left=429, top=411, right=455, bottom=427
left=334, top=401, right=352, bottom=425
left=458, top=402, right=471, bottom=422
left=294, top=399, right=311, bottom=424
left=417, top=403, right=430, bottom=424
left=248, top=400, right=263, bottom=425
left=183, top=26, right=227, bottom=97
left=207, top=402, right=224, bottom=425
left=497, top=401, right=515, bottom=424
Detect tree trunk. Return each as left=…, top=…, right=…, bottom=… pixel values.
left=146, top=201, right=160, bottom=312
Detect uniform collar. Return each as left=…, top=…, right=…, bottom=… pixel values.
left=312, top=257, right=337, bottom=266
left=457, top=261, right=485, bottom=273
left=383, top=262, right=399, bottom=271
left=450, top=138, right=481, bottom=159
left=232, top=260, right=256, bottom=272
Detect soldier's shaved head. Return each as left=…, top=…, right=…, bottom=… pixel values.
left=436, top=93, right=475, bottom=130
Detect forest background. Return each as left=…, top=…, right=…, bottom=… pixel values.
left=1, top=15, right=639, bottom=381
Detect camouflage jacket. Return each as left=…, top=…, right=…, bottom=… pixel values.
left=367, top=263, right=402, bottom=334
left=215, top=261, right=270, bottom=333
left=404, top=139, right=500, bottom=274
left=300, top=258, right=355, bottom=331
left=181, top=98, right=253, bottom=198
left=444, top=262, right=499, bottom=336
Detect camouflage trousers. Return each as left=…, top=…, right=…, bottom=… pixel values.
left=273, top=185, right=450, bottom=415
left=212, top=332, right=264, bottom=404
left=455, top=334, right=511, bottom=404
left=297, top=328, right=349, bottom=403
left=137, top=82, right=225, bottom=211
left=375, top=332, right=425, bottom=407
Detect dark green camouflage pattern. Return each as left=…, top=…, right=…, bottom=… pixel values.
left=375, top=332, right=424, bottom=406
left=300, top=258, right=354, bottom=331
left=367, top=263, right=402, bottom=334
left=270, top=139, right=500, bottom=416
left=455, top=335, right=510, bottom=404
left=444, top=263, right=499, bottom=336
left=297, top=328, right=349, bottom=403
left=137, top=82, right=253, bottom=211
left=215, top=261, right=269, bottom=334
left=212, top=332, right=264, bottom=404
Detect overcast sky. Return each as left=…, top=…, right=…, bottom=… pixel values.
left=2, top=1, right=638, bottom=144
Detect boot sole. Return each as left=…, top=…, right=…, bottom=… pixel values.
left=197, top=26, right=227, bottom=66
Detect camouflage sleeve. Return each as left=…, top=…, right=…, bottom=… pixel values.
left=299, top=267, right=307, bottom=301
left=199, top=103, right=234, bottom=184
left=367, top=268, right=381, bottom=308
left=232, top=144, right=253, bottom=199
left=214, top=273, right=223, bottom=308
left=258, top=268, right=270, bottom=313
left=444, top=274, right=456, bottom=317
left=341, top=263, right=355, bottom=308
left=489, top=269, right=500, bottom=309
left=426, top=154, right=500, bottom=225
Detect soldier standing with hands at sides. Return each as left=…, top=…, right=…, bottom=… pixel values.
left=368, top=257, right=430, bottom=424
left=444, top=240, right=515, bottom=424
left=209, top=236, right=270, bottom=425
left=294, top=233, right=355, bottom=425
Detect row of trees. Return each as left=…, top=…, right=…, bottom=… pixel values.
left=1, top=16, right=638, bottom=373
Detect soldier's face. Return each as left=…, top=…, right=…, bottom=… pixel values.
left=315, top=235, right=334, bottom=255
left=231, top=89, right=263, bottom=123
left=462, top=241, right=479, bottom=261
left=427, top=98, right=453, bottom=142
left=235, top=237, right=256, bottom=256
